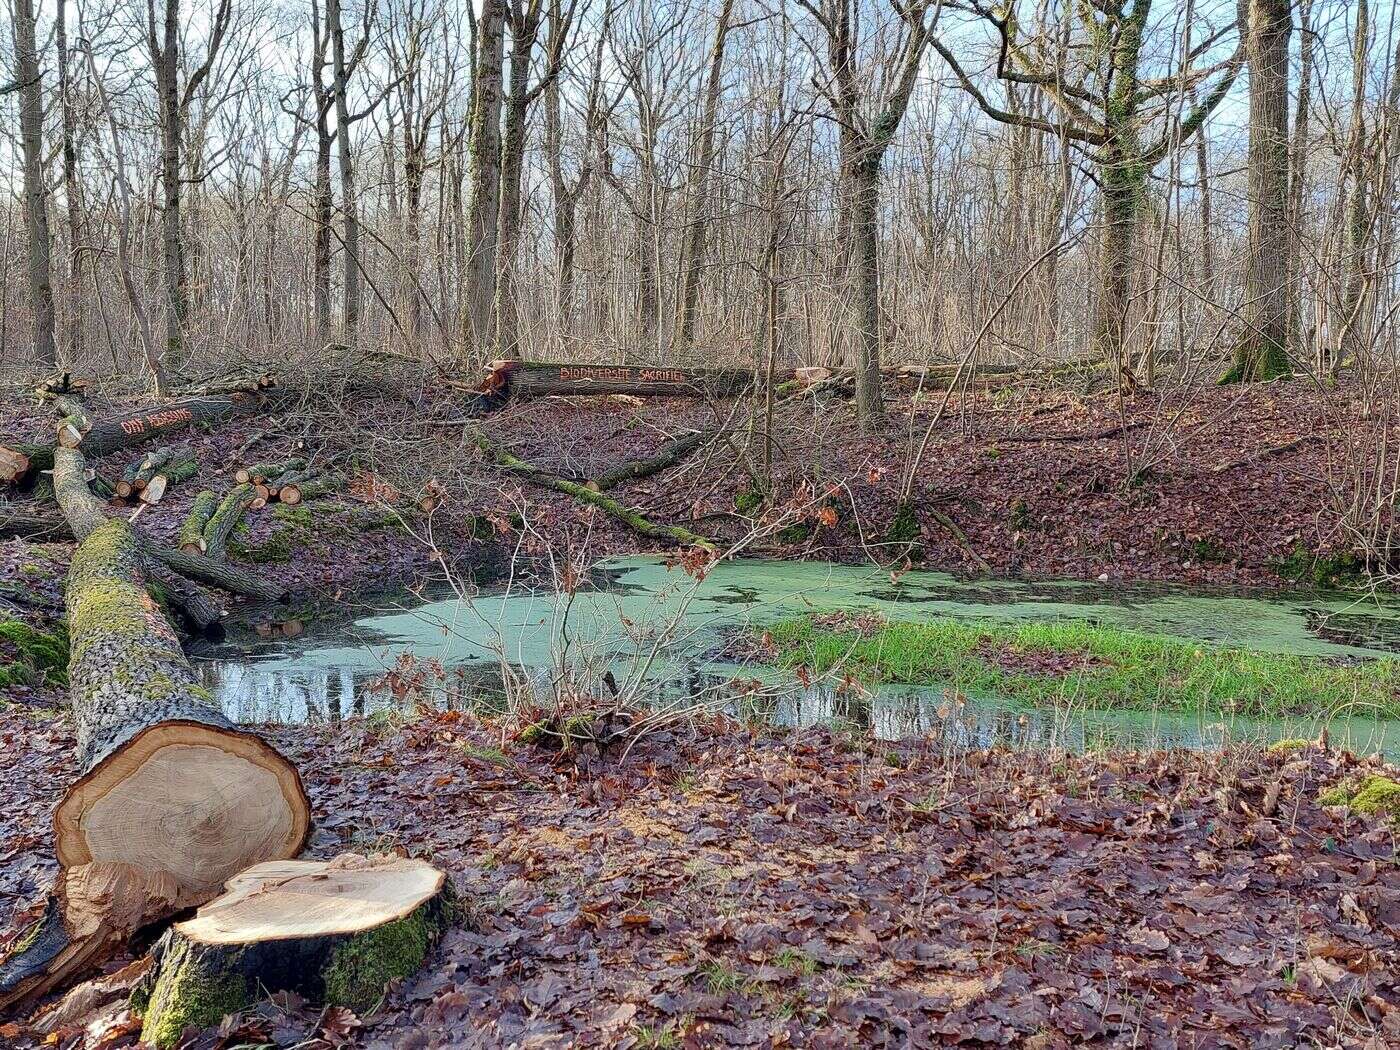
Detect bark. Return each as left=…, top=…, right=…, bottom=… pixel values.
left=154, top=0, right=186, bottom=360
left=464, top=0, right=506, bottom=350
left=133, top=856, right=452, bottom=1047
left=0, top=451, right=309, bottom=1011
left=10, top=0, right=56, bottom=367
left=592, top=429, right=711, bottom=491
left=1224, top=0, right=1293, bottom=383
left=179, top=490, right=218, bottom=552
left=487, top=360, right=753, bottom=400
left=53, top=391, right=291, bottom=463
left=203, top=483, right=255, bottom=560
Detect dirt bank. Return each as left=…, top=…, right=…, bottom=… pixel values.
left=2, top=377, right=1383, bottom=621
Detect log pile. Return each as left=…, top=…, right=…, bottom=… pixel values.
left=1, top=384, right=290, bottom=487
left=0, top=447, right=310, bottom=1010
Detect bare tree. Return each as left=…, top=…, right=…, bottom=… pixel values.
left=798, top=0, right=942, bottom=424
left=6, top=0, right=56, bottom=367
left=147, top=0, right=234, bottom=361
left=1223, top=0, right=1292, bottom=382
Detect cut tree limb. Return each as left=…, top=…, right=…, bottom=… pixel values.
left=203, top=484, right=254, bottom=560
left=482, top=360, right=753, bottom=400
left=0, top=450, right=309, bottom=1011
left=140, top=453, right=198, bottom=505
left=132, top=855, right=452, bottom=1047
left=179, top=491, right=218, bottom=552
left=591, top=429, right=711, bottom=491
left=470, top=428, right=715, bottom=550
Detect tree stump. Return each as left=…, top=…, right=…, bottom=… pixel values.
left=133, top=855, right=454, bottom=1046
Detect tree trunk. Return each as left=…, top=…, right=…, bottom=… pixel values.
left=157, top=0, right=186, bottom=362
left=485, top=360, right=753, bottom=400
left=1224, top=0, right=1293, bottom=383
left=0, top=451, right=309, bottom=1011
left=313, top=119, right=334, bottom=344
left=11, top=0, right=56, bottom=368
left=132, top=856, right=452, bottom=1047
left=675, top=0, right=735, bottom=353
left=465, top=0, right=505, bottom=352
left=55, top=0, right=84, bottom=360
left=1092, top=171, right=1140, bottom=384
left=1339, top=0, right=1370, bottom=362
left=846, top=158, right=885, bottom=424
left=492, top=18, right=533, bottom=357
left=328, top=0, right=360, bottom=336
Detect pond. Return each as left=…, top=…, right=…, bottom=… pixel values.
left=191, top=556, right=1400, bottom=757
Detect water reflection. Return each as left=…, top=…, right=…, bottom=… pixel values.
left=192, top=556, right=1400, bottom=757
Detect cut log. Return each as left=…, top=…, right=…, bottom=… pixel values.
left=203, top=484, right=255, bottom=561
left=132, top=855, right=453, bottom=1047
left=281, top=473, right=345, bottom=506
left=141, top=453, right=198, bottom=506
left=235, top=457, right=305, bottom=486
left=0, top=452, right=309, bottom=1010
left=114, top=456, right=146, bottom=500
left=482, top=359, right=754, bottom=401
left=9, top=390, right=289, bottom=490
left=0, top=445, right=32, bottom=484
left=132, top=447, right=173, bottom=491
left=179, top=491, right=218, bottom=553
left=0, top=501, right=66, bottom=539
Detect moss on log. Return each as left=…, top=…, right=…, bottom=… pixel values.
left=203, top=484, right=255, bottom=560
left=133, top=856, right=453, bottom=1047
left=470, top=429, right=715, bottom=550
left=179, top=491, right=218, bottom=553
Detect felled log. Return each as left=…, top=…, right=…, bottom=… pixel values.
left=179, top=491, right=218, bottom=553
left=482, top=360, right=754, bottom=401
left=0, top=501, right=66, bottom=540
left=0, top=455, right=309, bottom=1010
left=470, top=428, right=715, bottom=550
left=140, top=453, right=198, bottom=505
left=235, top=457, right=304, bottom=486
left=203, top=483, right=254, bottom=560
left=278, top=472, right=343, bottom=507
left=131, top=855, right=452, bottom=1047
left=132, top=447, right=173, bottom=492
left=0, top=445, right=32, bottom=484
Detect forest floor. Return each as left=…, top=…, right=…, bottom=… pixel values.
left=1, top=705, right=1397, bottom=1048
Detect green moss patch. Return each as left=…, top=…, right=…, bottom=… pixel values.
left=1319, top=775, right=1400, bottom=817
left=139, top=968, right=248, bottom=1048
left=761, top=615, right=1400, bottom=718
left=1273, top=545, right=1365, bottom=587
left=0, top=618, right=69, bottom=687
left=324, top=910, right=434, bottom=1011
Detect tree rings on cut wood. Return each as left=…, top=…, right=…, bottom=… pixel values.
left=132, top=855, right=453, bottom=1047
left=0, top=445, right=32, bottom=484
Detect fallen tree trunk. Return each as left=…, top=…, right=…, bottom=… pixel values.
left=132, top=855, right=452, bottom=1047
left=591, top=429, right=711, bottom=491
left=0, top=453, right=310, bottom=1010
left=203, top=484, right=254, bottom=560
left=483, top=360, right=754, bottom=401
left=470, top=428, right=715, bottom=550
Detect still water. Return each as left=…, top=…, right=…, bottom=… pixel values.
left=191, top=557, right=1400, bottom=756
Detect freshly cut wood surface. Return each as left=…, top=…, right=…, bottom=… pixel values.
left=179, top=856, right=446, bottom=945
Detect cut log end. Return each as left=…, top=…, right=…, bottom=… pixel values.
left=0, top=445, right=31, bottom=484
left=54, top=721, right=310, bottom=901
left=134, top=856, right=452, bottom=1047
left=278, top=485, right=302, bottom=506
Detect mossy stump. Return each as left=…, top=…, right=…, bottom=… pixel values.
left=133, top=855, right=454, bottom=1047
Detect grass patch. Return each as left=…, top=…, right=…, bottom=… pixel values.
left=762, top=615, right=1400, bottom=718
